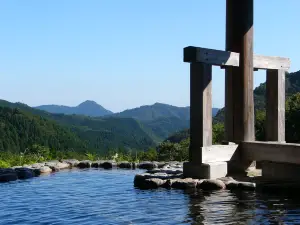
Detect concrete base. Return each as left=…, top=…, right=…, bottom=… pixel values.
left=183, top=162, right=227, bottom=179
left=262, top=161, right=300, bottom=181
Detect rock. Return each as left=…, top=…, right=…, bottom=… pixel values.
left=132, top=162, right=138, bottom=169
left=217, top=177, right=256, bottom=190
left=142, top=178, right=166, bottom=189
left=0, top=169, right=18, bottom=182
left=56, top=162, right=70, bottom=170
left=197, top=179, right=226, bottom=190
left=147, top=168, right=183, bottom=175
left=45, top=161, right=70, bottom=171
left=91, top=161, right=104, bottom=168
left=237, top=181, right=256, bottom=190
left=134, top=172, right=183, bottom=188
left=217, top=177, right=236, bottom=185
left=61, top=159, right=79, bottom=167
left=39, top=166, right=52, bottom=174
left=101, top=161, right=117, bottom=169
left=168, top=178, right=200, bottom=189
left=77, top=160, right=92, bottom=169
left=134, top=177, right=166, bottom=189
left=117, top=161, right=131, bottom=169
left=225, top=182, right=239, bottom=189
left=138, top=161, right=158, bottom=170
left=45, top=162, right=57, bottom=168
left=14, top=168, right=35, bottom=179
left=11, top=166, right=22, bottom=169
left=49, top=166, right=60, bottom=172
left=154, top=162, right=167, bottom=168
left=32, top=168, right=41, bottom=176
left=31, top=163, right=45, bottom=169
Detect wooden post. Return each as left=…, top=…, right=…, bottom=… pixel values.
left=189, top=63, right=212, bottom=164
left=225, top=0, right=254, bottom=142
left=266, top=69, right=285, bottom=142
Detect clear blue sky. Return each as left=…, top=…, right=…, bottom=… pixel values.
left=0, top=1, right=299, bottom=112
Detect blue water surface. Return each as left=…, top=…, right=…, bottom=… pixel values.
left=1, top=169, right=300, bottom=225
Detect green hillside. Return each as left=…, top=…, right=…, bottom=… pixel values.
left=0, top=106, right=87, bottom=153
left=112, top=102, right=190, bottom=121
left=0, top=100, right=156, bottom=153
left=214, top=70, right=300, bottom=123
left=143, top=117, right=189, bottom=141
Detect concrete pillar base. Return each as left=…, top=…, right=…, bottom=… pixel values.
left=183, top=162, right=227, bottom=179
left=262, top=161, right=300, bottom=181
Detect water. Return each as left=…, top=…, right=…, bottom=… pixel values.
left=1, top=169, right=300, bottom=225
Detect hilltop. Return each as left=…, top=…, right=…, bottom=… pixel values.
left=35, top=100, right=113, bottom=117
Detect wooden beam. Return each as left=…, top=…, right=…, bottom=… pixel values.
left=224, top=67, right=234, bottom=141
left=183, top=46, right=291, bottom=70
left=266, top=69, right=286, bottom=142
left=242, top=141, right=300, bottom=164
left=189, top=63, right=212, bottom=164
left=239, top=0, right=255, bottom=142
left=224, top=0, right=255, bottom=144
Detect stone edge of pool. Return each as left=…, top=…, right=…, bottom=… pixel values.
left=1, top=160, right=299, bottom=192
left=0, top=159, right=160, bottom=183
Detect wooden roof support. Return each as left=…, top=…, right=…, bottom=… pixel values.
left=225, top=0, right=254, bottom=143
left=183, top=46, right=291, bottom=70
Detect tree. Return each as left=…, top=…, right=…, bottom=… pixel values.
left=286, top=93, right=300, bottom=143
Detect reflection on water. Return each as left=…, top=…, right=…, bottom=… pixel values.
left=0, top=169, right=300, bottom=224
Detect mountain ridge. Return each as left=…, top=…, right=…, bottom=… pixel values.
left=35, top=101, right=219, bottom=120
left=35, top=100, right=113, bottom=117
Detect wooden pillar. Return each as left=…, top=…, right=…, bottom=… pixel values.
left=266, top=69, right=285, bottom=142
left=189, top=63, right=212, bottom=164
left=225, top=0, right=255, bottom=142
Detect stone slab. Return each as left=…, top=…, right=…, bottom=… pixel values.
left=202, top=144, right=238, bottom=163
left=183, top=161, right=227, bottom=179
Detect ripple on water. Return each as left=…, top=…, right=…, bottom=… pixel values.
left=1, top=169, right=300, bottom=224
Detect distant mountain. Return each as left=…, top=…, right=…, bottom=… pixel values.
left=113, top=102, right=219, bottom=121
left=35, top=100, right=113, bottom=117
left=112, top=103, right=190, bottom=121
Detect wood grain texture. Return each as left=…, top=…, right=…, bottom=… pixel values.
left=224, top=0, right=254, bottom=143
left=189, top=63, right=212, bottom=164
left=266, top=69, right=285, bottom=142
left=183, top=46, right=291, bottom=70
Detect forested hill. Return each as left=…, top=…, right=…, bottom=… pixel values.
left=0, top=100, right=156, bottom=153
left=112, top=102, right=219, bottom=121
left=0, top=106, right=87, bottom=153
left=214, top=70, right=300, bottom=123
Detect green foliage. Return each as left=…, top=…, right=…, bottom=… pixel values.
left=213, top=70, right=298, bottom=123
left=113, top=102, right=190, bottom=121
left=0, top=106, right=87, bottom=153
left=0, top=160, right=11, bottom=168
left=255, top=110, right=266, bottom=141
left=137, top=148, right=158, bottom=161
left=212, top=123, right=224, bottom=144
left=85, top=152, right=97, bottom=161
left=156, top=140, right=188, bottom=161
left=142, top=117, right=189, bottom=142
left=165, top=129, right=190, bottom=143
left=285, top=93, right=300, bottom=143
left=0, top=102, right=156, bottom=154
